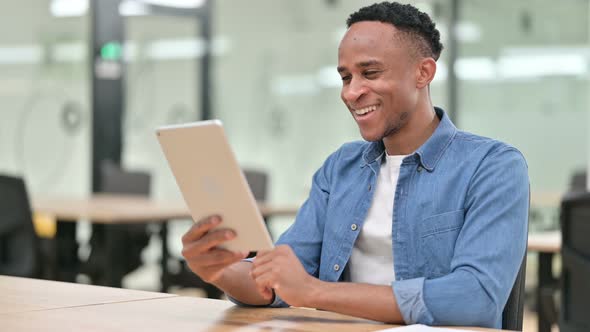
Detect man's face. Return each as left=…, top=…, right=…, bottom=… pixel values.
left=338, top=21, right=420, bottom=142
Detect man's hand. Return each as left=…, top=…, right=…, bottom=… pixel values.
left=181, top=215, right=249, bottom=284
left=250, top=245, right=318, bottom=307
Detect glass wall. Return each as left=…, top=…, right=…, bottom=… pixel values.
left=0, top=1, right=91, bottom=196
left=123, top=14, right=200, bottom=201
left=457, top=0, right=589, bottom=232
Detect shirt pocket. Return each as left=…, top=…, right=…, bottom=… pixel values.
left=419, top=209, right=464, bottom=278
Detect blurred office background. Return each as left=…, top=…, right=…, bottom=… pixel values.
left=0, top=0, right=587, bottom=331
left=1, top=0, right=586, bottom=229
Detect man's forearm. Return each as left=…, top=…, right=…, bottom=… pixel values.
left=213, top=261, right=272, bottom=306
left=306, top=280, right=404, bottom=324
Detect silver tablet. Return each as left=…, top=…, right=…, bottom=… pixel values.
left=156, top=120, right=273, bottom=252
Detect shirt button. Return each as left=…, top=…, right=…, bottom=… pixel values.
left=351, top=224, right=358, bottom=231
left=333, top=264, right=340, bottom=271
left=417, top=166, right=423, bottom=172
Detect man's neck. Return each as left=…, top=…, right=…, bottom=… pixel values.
left=382, top=104, right=440, bottom=156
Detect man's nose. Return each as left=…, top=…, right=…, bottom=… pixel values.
left=342, top=79, right=368, bottom=103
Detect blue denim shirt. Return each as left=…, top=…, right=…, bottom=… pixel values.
left=242, top=108, right=529, bottom=328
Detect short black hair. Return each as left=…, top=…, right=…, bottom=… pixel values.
left=346, top=2, right=443, bottom=61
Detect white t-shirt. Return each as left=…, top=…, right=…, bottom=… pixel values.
left=348, top=154, right=406, bottom=285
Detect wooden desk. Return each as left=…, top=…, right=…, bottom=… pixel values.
left=0, top=277, right=505, bottom=332
left=31, top=194, right=299, bottom=289
left=0, top=276, right=174, bottom=314
left=528, top=231, right=561, bottom=332
left=0, top=297, right=504, bottom=332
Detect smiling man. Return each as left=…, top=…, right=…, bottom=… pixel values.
left=181, top=2, right=529, bottom=328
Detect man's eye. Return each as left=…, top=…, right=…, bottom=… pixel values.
left=364, top=71, right=379, bottom=78
left=341, top=75, right=351, bottom=82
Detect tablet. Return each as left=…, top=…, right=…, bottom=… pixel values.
left=156, top=120, right=274, bottom=252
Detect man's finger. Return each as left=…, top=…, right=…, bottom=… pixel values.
left=257, top=285, right=274, bottom=301
left=252, top=272, right=277, bottom=297
left=182, top=228, right=236, bottom=256
left=250, top=260, right=274, bottom=279
left=252, top=249, right=276, bottom=267
left=181, top=215, right=221, bottom=245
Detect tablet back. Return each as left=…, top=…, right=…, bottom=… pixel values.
left=156, top=120, right=273, bottom=251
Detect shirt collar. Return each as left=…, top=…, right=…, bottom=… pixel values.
left=361, top=107, right=457, bottom=172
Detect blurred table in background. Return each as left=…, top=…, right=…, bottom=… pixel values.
left=32, top=194, right=300, bottom=290
left=530, top=191, right=563, bottom=208
left=33, top=194, right=190, bottom=223
left=33, top=194, right=300, bottom=224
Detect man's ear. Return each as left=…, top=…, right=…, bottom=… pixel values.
left=415, top=58, right=437, bottom=89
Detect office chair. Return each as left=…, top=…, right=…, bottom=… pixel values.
left=500, top=185, right=531, bottom=331
left=569, top=170, right=586, bottom=193
left=536, top=171, right=586, bottom=330
left=84, top=161, right=152, bottom=286
left=559, top=191, right=590, bottom=332
left=0, top=175, right=39, bottom=277
left=502, top=255, right=527, bottom=331
left=243, top=169, right=269, bottom=203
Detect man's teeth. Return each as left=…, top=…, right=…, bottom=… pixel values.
left=354, top=105, right=377, bottom=115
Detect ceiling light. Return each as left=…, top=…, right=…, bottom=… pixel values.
left=137, top=0, right=205, bottom=8
left=119, top=0, right=150, bottom=16
left=50, top=0, right=88, bottom=17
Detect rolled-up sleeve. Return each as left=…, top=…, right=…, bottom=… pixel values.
left=392, top=277, right=434, bottom=324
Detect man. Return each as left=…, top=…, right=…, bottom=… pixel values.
left=181, top=2, right=528, bottom=328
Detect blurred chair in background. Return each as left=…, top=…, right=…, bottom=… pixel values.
left=537, top=170, right=587, bottom=331
left=243, top=169, right=268, bottom=204
left=166, top=168, right=269, bottom=298
left=559, top=191, right=590, bottom=332
left=502, top=188, right=529, bottom=331
left=0, top=175, right=40, bottom=278
left=569, top=170, right=586, bottom=193
left=83, top=161, right=152, bottom=286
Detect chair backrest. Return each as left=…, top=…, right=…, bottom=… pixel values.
left=100, top=160, right=151, bottom=195
left=0, top=174, right=39, bottom=277
left=559, top=191, right=590, bottom=332
left=502, top=254, right=527, bottom=331
left=569, top=170, right=587, bottom=193
left=501, top=185, right=529, bottom=331
left=86, top=161, right=152, bottom=281
left=243, top=169, right=268, bottom=202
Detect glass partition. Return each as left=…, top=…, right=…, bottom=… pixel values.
left=458, top=0, right=589, bottom=232
left=0, top=1, right=91, bottom=196
left=123, top=13, right=200, bottom=201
